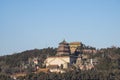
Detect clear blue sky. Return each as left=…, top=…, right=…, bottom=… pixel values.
left=0, top=0, right=120, bottom=55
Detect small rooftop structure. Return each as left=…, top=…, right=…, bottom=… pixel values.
left=69, top=42, right=82, bottom=54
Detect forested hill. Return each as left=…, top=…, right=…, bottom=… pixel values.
left=0, top=47, right=120, bottom=80
left=0, top=47, right=57, bottom=74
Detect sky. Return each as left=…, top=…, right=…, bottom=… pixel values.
left=0, top=0, right=120, bottom=55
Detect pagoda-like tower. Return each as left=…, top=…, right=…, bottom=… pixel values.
left=56, top=40, right=70, bottom=56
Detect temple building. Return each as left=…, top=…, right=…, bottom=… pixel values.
left=69, top=42, right=83, bottom=54
left=44, top=40, right=76, bottom=73
left=44, top=56, right=76, bottom=73
left=56, top=40, right=70, bottom=56
left=44, top=40, right=97, bottom=73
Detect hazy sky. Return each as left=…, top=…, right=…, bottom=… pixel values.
left=0, top=0, right=120, bottom=55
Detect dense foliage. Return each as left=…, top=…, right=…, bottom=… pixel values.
left=0, top=47, right=56, bottom=74
left=0, top=73, right=13, bottom=80
left=17, top=70, right=120, bottom=80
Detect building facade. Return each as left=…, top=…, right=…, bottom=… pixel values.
left=44, top=56, right=76, bottom=73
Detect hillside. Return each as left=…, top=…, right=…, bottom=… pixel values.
left=0, top=46, right=120, bottom=80
left=0, top=47, right=56, bottom=75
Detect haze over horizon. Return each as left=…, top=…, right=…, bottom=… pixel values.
left=0, top=0, right=120, bottom=55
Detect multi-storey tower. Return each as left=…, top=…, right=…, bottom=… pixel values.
left=56, top=40, right=70, bottom=56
